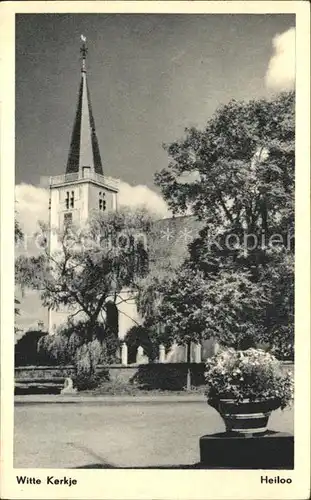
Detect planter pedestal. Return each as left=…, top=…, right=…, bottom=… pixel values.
left=199, top=431, right=294, bottom=469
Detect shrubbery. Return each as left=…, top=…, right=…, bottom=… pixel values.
left=37, top=321, right=113, bottom=390
left=268, top=327, right=294, bottom=361
left=131, top=363, right=206, bottom=391
left=124, top=325, right=157, bottom=363
left=15, top=329, right=53, bottom=366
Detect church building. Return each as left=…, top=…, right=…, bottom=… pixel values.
left=19, top=37, right=215, bottom=361
left=47, top=36, right=142, bottom=336
left=48, top=37, right=118, bottom=253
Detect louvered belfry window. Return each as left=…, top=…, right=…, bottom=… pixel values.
left=99, top=191, right=106, bottom=211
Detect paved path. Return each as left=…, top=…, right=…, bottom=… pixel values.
left=15, top=394, right=205, bottom=404
left=14, top=398, right=293, bottom=469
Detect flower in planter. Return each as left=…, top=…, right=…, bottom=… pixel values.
left=204, top=347, right=294, bottom=409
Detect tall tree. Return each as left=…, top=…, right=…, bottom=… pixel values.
left=15, top=216, right=24, bottom=245
left=141, top=92, right=294, bottom=356
left=156, top=92, right=294, bottom=234
left=15, top=207, right=154, bottom=340
left=15, top=211, right=24, bottom=331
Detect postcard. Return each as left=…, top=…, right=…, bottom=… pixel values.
left=1, top=1, right=310, bottom=499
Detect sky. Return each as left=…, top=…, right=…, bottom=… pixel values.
left=15, top=13, right=295, bottom=234
left=14, top=13, right=296, bottom=331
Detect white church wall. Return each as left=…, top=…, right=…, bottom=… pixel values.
left=88, top=183, right=115, bottom=213
left=47, top=289, right=140, bottom=339
left=79, top=183, right=90, bottom=222
left=115, top=289, right=141, bottom=340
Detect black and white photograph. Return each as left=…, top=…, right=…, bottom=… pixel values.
left=1, top=1, right=310, bottom=499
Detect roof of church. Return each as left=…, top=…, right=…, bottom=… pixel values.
left=149, top=215, right=205, bottom=270
left=66, top=36, right=103, bottom=176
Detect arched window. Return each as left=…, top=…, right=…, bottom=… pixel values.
left=65, top=191, right=70, bottom=209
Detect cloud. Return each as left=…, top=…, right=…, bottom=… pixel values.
left=15, top=289, right=48, bottom=336
left=118, top=180, right=170, bottom=217
left=15, top=183, right=49, bottom=237
left=265, top=27, right=295, bottom=91
left=15, top=180, right=170, bottom=238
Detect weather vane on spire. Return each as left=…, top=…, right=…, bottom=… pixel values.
left=80, top=34, right=88, bottom=71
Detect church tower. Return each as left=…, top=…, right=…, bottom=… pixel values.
left=48, top=36, right=119, bottom=332
left=49, top=36, right=118, bottom=253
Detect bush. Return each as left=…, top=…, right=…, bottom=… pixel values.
left=269, top=327, right=294, bottom=361
left=15, top=330, right=53, bottom=366
left=73, top=339, right=109, bottom=390
left=38, top=326, right=111, bottom=391
left=124, top=325, right=157, bottom=363
left=38, top=333, right=72, bottom=365
left=86, top=379, right=140, bottom=395
left=57, top=319, right=120, bottom=364
left=131, top=363, right=205, bottom=390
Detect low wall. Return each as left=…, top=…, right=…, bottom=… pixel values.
left=15, top=362, right=295, bottom=392
left=15, top=363, right=205, bottom=389
left=15, top=364, right=139, bottom=381
left=15, top=365, right=75, bottom=379
left=108, top=365, right=140, bottom=384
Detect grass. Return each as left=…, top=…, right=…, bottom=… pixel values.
left=81, top=379, right=207, bottom=396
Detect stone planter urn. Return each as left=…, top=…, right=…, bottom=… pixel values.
left=200, top=348, right=294, bottom=468
left=208, top=397, right=281, bottom=435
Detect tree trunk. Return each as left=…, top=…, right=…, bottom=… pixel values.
left=186, top=340, right=191, bottom=391
left=86, top=314, right=98, bottom=341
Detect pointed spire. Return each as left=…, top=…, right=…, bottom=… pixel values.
left=66, top=36, right=103, bottom=175
left=80, top=34, right=87, bottom=73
